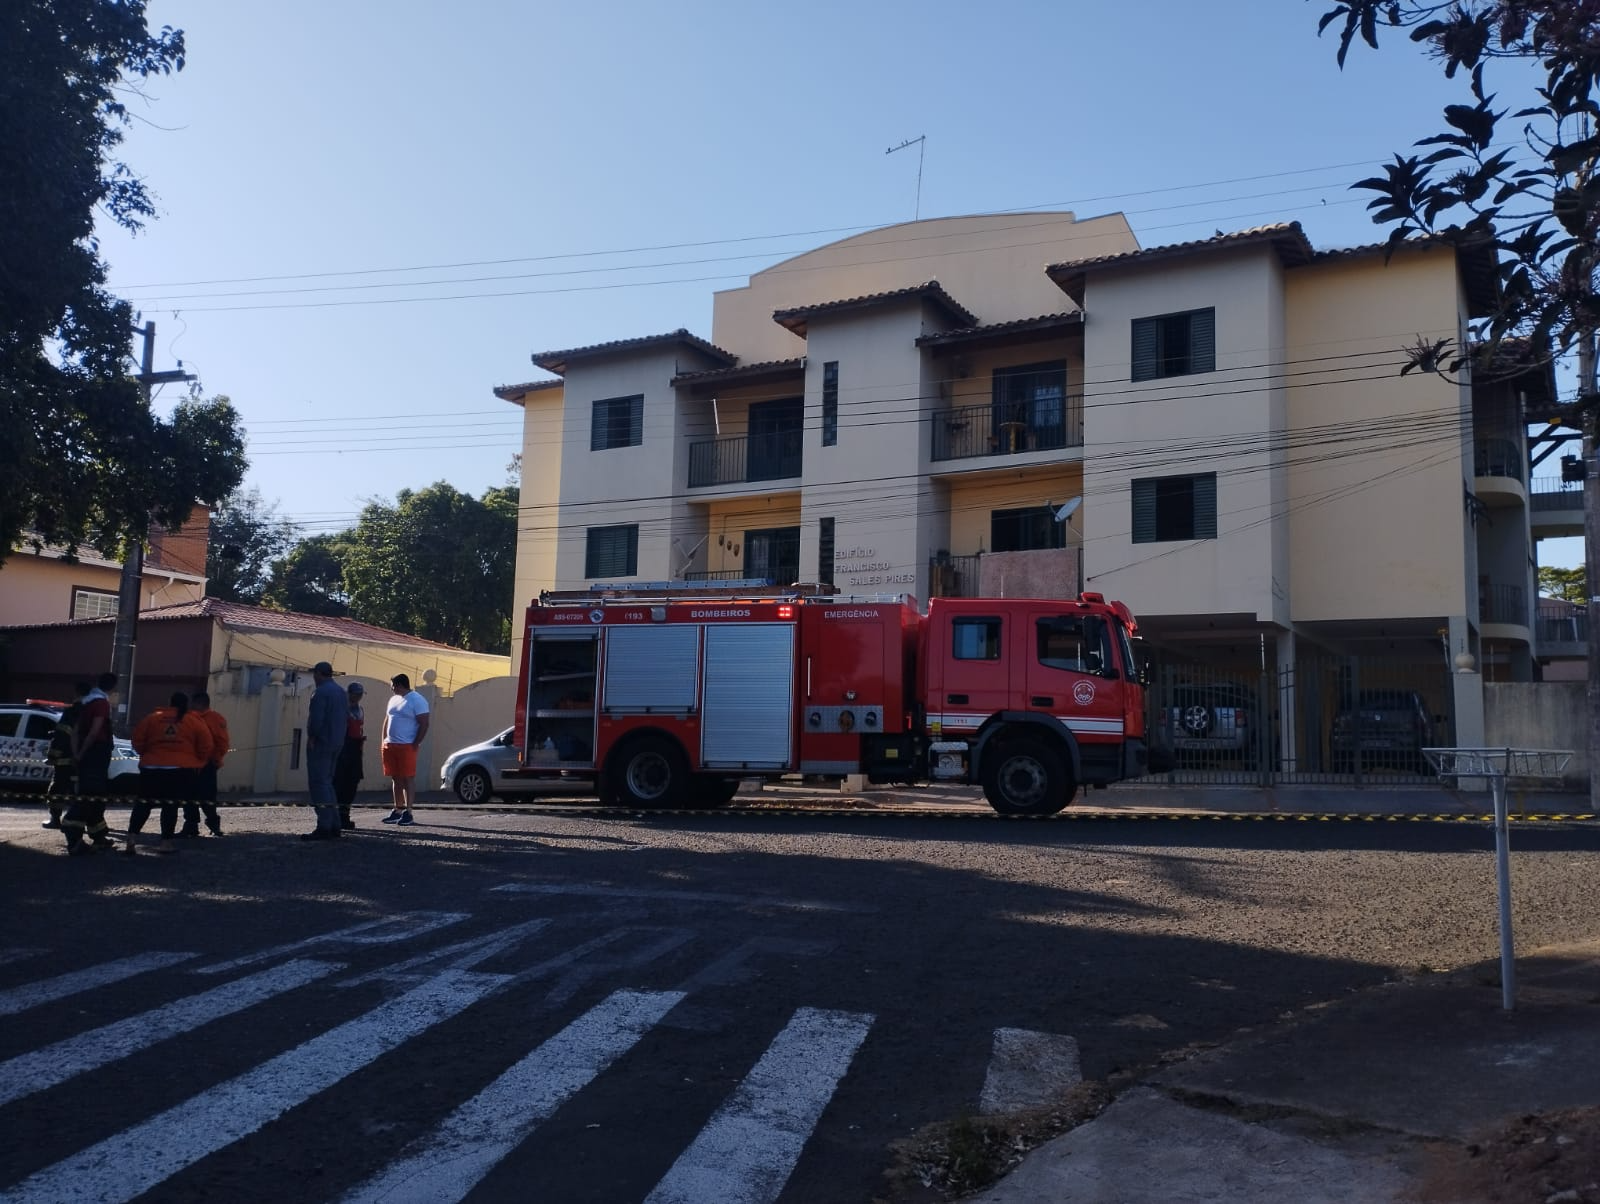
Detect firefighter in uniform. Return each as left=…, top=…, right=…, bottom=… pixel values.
left=333, top=681, right=366, bottom=830
left=43, top=684, right=88, bottom=829
left=128, top=693, right=213, bottom=849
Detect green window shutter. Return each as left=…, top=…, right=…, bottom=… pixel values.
left=627, top=397, right=643, bottom=446
left=1131, top=479, right=1157, bottom=543
left=1192, top=473, right=1218, bottom=539
left=1188, top=309, right=1216, bottom=374
left=1131, top=318, right=1159, bottom=381
left=590, top=401, right=607, bottom=451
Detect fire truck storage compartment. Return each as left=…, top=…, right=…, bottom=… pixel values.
left=701, top=624, right=795, bottom=769
left=602, top=625, right=699, bottom=714
left=526, top=630, right=598, bottom=766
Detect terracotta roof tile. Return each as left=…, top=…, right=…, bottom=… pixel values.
left=771, top=281, right=977, bottom=337
left=916, top=311, right=1082, bottom=348
left=1046, top=224, right=1314, bottom=303
left=493, top=378, right=563, bottom=403
left=672, top=357, right=807, bottom=389
left=1, top=597, right=458, bottom=650
left=530, top=329, right=735, bottom=376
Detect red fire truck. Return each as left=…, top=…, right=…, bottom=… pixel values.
left=510, top=582, right=1149, bottom=815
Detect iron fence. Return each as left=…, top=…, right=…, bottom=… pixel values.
left=1145, top=653, right=1454, bottom=786
left=1473, top=438, right=1525, bottom=481
left=928, top=553, right=983, bottom=598
left=1481, top=582, right=1527, bottom=626
left=931, top=398, right=1083, bottom=462
left=687, top=430, right=803, bottom=488
left=1531, top=477, right=1581, bottom=510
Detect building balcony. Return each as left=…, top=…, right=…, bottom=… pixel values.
left=1531, top=476, right=1583, bottom=537
left=1472, top=438, right=1527, bottom=507
left=1536, top=610, right=1586, bottom=659
left=687, top=430, right=803, bottom=489
left=1480, top=580, right=1531, bottom=642
left=931, top=398, right=1083, bottom=463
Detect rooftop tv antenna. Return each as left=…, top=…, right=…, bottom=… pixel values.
left=886, top=135, right=926, bottom=220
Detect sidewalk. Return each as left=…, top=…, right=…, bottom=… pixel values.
left=968, top=940, right=1600, bottom=1203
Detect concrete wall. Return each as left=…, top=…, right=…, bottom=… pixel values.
left=220, top=670, right=517, bottom=794
left=1284, top=246, right=1472, bottom=623
left=1483, top=681, right=1587, bottom=788
left=711, top=212, right=1140, bottom=363
left=977, top=549, right=1079, bottom=599
left=1081, top=244, right=1286, bottom=622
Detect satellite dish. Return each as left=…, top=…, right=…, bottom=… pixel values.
left=1055, top=496, right=1082, bottom=522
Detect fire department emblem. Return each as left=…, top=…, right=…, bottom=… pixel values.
left=1072, top=680, right=1096, bottom=706
left=588, top=609, right=604, bottom=624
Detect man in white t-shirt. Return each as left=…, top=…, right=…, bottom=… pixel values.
left=380, top=674, right=431, bottom=826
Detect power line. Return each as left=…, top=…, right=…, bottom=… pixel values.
left=114, top=156, right=1400, bottom=293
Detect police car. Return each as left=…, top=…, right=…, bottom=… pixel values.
left=0, top=700, right=141, bottom=792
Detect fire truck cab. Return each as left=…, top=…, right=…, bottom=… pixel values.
left=512, top=582, right=1147, bottom=815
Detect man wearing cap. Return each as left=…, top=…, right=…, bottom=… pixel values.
left=333, top=681, right=366, bottom=830
left=303, top=662, right=347, bottom=840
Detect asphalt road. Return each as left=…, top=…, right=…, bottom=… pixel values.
left=2, top=801, right=1598, bottom=1203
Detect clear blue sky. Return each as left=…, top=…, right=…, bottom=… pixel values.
left=96, top=0, right=1577, bottom=567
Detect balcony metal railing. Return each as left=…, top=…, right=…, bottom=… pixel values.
left=1531, top=476, right=1582, bottom=510
left=929, top=553, right=983, bottom=598
left=1473, top=438, right=1525, bottom=482
left=687, top=430, right=803, bottom=488
left=1481, top=581, right=1527, bottom=626
left=931, top=398, right=1084, bottom=462
left=1536, top=612, right=1587, bottom=645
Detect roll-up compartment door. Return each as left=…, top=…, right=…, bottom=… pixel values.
left=702, top=624, right=795, bottom=768
left=603, top=625, right=700, bottom=713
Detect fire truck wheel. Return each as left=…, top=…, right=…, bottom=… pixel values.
left=682, top=776, right=740, bottom=809
left=610, top=735, right=689, bottom=808
left=981, top=740, right=1072, bottom=816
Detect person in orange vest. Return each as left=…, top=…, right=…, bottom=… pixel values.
left=185, top=691, right=229, bottom=837
left=128, top=692, right=214, bottom=850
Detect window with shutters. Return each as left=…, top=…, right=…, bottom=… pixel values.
left=585, top=524, right=639, bottom=577
left=590, top=395, right=644, bottom=450
left=990, top=506, right=1065, bottom=552
left=821, top=362, right=839, bottom=447
left=818, top=517, right=835, bottom=586
left=1130, top=473, right=1218, bottom=543
left=1130, top=308, right=1216, bottom=381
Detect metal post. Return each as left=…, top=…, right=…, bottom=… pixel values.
left=1492, top=749, right=1516, bottom=1011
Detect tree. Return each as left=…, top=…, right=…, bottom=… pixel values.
left=1319, top=2, right=1598, bottom=370
left=1539, top=564, right=1586, bottom=603
left=339, top=482, right=518, bottom=653
left=1, top=2, right=247, bottom=567
left=263, top=533, right=350, bottom=616
left=206, top=488, right=297, bottom=604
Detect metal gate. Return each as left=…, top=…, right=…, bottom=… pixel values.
left=1146, top=653, right=1455, bottom=787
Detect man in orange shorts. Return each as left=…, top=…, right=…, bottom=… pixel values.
left=380, top=673, right=430, bottom=826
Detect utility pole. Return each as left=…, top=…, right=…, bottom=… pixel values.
left=1583, top=333, right=1599, bottom=813
left=108, top=320, right=193, bottom=736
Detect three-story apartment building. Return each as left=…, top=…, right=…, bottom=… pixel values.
left=496, top=211, right=1553, bottom=773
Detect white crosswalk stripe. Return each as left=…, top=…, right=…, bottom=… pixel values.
left=340, top=988, right=687, bottom=1203
left=0, top=923, right=900, bottom=1204
left=644, top=1007, right=874, bottom=1204
left=0, top=952, right=196, bottom=1018
left=0, top=958, right=343, bottom=1108
left=0, top=966, right=511, bottom=1204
